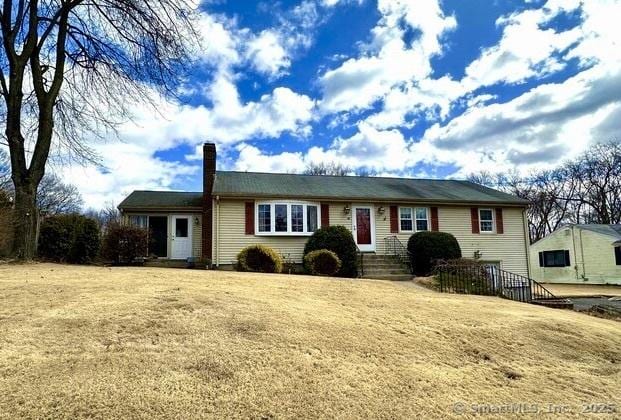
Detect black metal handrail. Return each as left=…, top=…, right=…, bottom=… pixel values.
left=357, top=246, right=364, bottom=278
left=435, top=264, right=559, bottom=304
left=383, top=235, right=412, bottom=273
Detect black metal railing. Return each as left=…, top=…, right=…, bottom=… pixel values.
left=435, top=264, right=559, bottom=304
left=383, top=235, right=412, bottom=273
left=357, top=247, right=364, bottom=278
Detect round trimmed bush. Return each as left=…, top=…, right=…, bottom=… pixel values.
left=304, top=249, right=342, bottom=276
left=304, top=226, right=358, bottom=277
left=407, top=231, right=461, bottom=276
left=237, top=245, right=283, bottom=273
left=38, top=214, right=100, bottom=263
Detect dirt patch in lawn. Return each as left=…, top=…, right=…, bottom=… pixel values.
left=0, top=263, right=620, bottom=419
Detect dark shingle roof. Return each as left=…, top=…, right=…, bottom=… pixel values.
left=118, top=191, right=202, bottom=210
left=212, top=171, right=529, bottom=205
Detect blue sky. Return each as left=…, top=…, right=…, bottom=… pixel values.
left=60, top=0, right=621, bottom=209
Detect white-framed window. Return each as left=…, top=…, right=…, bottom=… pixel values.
left=400, top=207, right=413, bottom=231
left=255, top=201, right=321, bottom=236
left=258, top=204, right=271, bottom=233
left=479, top=208, right=494, bottom=233
left=415, top=208, right=428, bottom=231
left=129, top=215, right=148, bottom=228
left=399, top=207, right=429, bottom=232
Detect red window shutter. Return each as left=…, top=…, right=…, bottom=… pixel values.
left=471, top=208, right=480, bottom=234
left=495, top=208, right=504, bottom=234
left=390, top=206, right=398, bottom=233
left=321, top=203, right=329, bottom=228
left=245, top=201, right=254, bottom=235
left=430, top=207, right=439, bottom=231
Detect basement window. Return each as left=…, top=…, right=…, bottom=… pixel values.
left=539, top=250, right=571, bottom=267
left=255, top=201, right=320, bottom=236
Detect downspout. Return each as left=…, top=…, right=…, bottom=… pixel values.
left=522, top=208, right=532, bottom=278
left=215, top=195, right=220, bottom=267
left=579, top=228, right=586, bottom=280
left=570, top=225, right=579, bottom=281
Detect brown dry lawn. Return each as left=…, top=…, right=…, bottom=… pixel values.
left=543, top=283, right=621, bottom=297
left=0, top=263, right=620, bottom=419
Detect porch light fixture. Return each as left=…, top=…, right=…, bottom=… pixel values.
left=194, top=216, right=200, bottom=226
left=377, top=206, right=385, bottom=214
left=343, top=205, right=350, bottom=215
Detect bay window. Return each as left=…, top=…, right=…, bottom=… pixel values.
left=275, top=204, right=288, bottom=232
left=256, top=201, right=320, bottom=235
left=291, top=205, right=304, bottom=232
left=307, top=205, right=318, bottom=232
left=258, top=204, right=271, bottom=233
left=399, top=207, right=429, bottom=232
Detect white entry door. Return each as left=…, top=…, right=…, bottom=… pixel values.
left=352, top=205, right=375, bottom=252
left=171, top=215, right=192, bottom=259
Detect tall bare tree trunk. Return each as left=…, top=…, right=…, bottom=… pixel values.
left=12, top=183, right=39, bottom=259
left=1, top=0, right=197, bottom=259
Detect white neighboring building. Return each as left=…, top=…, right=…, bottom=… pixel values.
left=530, top=225, right=621, bottom=285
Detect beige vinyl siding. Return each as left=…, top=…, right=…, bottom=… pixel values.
left=328, top=203, right=349, bottom=227
left=579, top=230, right=621, bottom=284
left=529, top=227, right=576, bottom=283
left=215, top=199, right=312, bottom=265
left=375, top=206, right=391, bottom=255
left=391, top=206, right=529, bottom=277
left=329, top=203, right=392, bottom=255
left=214, top=200, right=530, bottom=277
left=215, top=200, right=376, bottom=265
left=530, top=227, right=621, bottom=285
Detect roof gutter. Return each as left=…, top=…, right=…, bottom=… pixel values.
left=211, top=193, right=529, bottom=207
left=118, top=206, right=203, bottom=212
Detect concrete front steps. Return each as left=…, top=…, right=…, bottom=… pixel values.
left=360, top=254, right=412, bottom=281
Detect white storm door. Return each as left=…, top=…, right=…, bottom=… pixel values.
left=171, top=215, right=192, bottom=259
left=352, top=205, right=375, bottom=252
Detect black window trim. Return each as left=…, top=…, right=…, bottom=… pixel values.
left=539, top=250, right=571, bottom=268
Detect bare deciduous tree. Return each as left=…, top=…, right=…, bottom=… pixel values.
left=83, top=201, right=119, bottom=231
left=564, top=141, right=621, bottom=225
left=36, top=173, right=83, bottom=215
left=2, top=150, right=83, bottom=214
left=304, top=161, right=351, bottom=176
left=0, top=148, right=10, bottom=190
left=469, top=140, right=621, bottom=243
left=1, top=0, right=198, bottom=259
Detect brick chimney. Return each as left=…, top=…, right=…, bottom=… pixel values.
left=202, top=143, right=216, bottom=263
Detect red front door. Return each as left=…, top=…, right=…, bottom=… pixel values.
left=355, top=208, right=372, bottom=245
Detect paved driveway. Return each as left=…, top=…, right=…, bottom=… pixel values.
left=570, top=296, right=621, bottom=312
left=543, top=283, right=621, bottom=297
